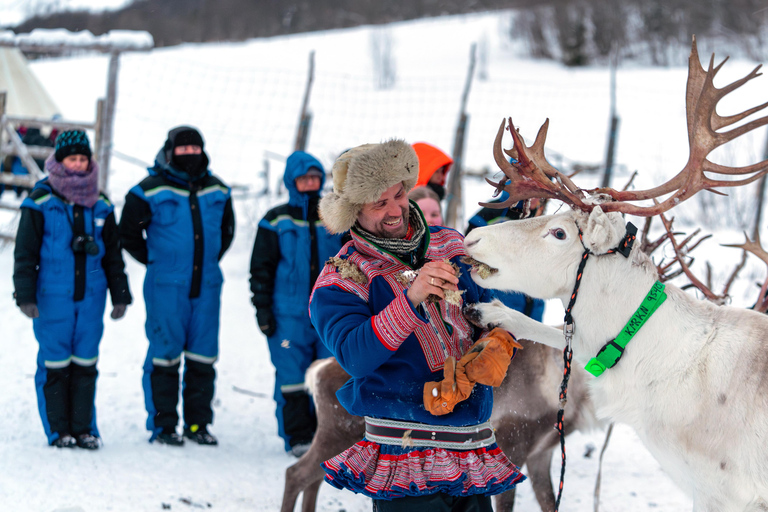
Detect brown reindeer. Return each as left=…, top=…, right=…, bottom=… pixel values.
left=281, top=340, right=598, bottom=512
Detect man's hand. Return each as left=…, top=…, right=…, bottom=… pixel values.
left=423, top=356, right=475, bottom=416
left=406, top=260, right=460, bottom=307
left=461, top=328, right=522, bottom=387
left=256, top=308, right=277, bottom=337
left=19, top=303, right=39, bottom=319
left=110, top=304, right=128, bottom=320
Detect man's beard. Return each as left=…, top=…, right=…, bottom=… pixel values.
left=373, top=205, right=409, bottom=239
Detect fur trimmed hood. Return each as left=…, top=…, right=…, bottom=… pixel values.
left=319, top=139, right=419, bottom=234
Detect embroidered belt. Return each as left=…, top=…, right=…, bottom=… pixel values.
left=364, top=417, right=496, bottom=450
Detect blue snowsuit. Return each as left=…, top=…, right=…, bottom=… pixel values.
left=13, top=178, right=132, bottom=444
left=119, top=149, right=235, bottom=439
left=250, top=151, right=344, bottom=451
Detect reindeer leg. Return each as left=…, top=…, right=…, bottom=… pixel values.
left=527, top=447, right=557, bottom=512
left=300, top=479, right=322, bottom=512
left=494, top=487, right=517, bottom=512
left=281, top=451, right=326, bottom=512
left=468, top=300, right=566, bottom=350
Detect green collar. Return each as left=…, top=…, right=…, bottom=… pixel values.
left=584, top=281, right=667, bottom=377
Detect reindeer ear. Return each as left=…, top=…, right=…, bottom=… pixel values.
left=584, top=206, right=626, bottom=254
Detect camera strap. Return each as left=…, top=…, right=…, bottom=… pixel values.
left=63, top=202, right=95, bottom=238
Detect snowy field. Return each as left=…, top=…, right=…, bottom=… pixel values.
left=1, top=9, right=767, bottom=512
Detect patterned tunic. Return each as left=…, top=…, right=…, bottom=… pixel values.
left=309, top=221, right=525, bottom=499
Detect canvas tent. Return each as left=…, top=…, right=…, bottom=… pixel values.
left=0, top=47, right=59, bottom=118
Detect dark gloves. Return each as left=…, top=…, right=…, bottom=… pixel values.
left=19, top=303, right=39, bottom=319
left=256, top=309, right=277, bottom=337
left=110, top=304, right=128, bottom=320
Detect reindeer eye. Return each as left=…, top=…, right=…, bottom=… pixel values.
left=551, top=228, right=567, bottom=240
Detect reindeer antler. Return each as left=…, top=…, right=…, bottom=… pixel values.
left=490, top=36, right=768, bottom=216
left=723, top=231, right=768, bottom=267
left=723, top=232, right=768, bottom=312
left=657, top=210, right=729, bottom=304
left=483, top=118, right=590, bottom=209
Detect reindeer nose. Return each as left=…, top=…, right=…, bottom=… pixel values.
left=465, top=237, right=480, bottom=249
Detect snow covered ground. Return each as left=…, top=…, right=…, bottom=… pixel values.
left=1, top=9, right=767, bottom=512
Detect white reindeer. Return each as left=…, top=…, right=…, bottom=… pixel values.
left=464, top=37, right=768, bottom=512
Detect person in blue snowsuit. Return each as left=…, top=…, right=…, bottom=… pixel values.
left=249, top=150, right=344, bottom=456
left=119, top=126, right=235, bottom=447
left=465, top=189, right=546, bottom=322
left=13, top=129, right=132, bottom=450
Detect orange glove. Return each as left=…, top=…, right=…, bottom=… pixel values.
left=461, top=328, right=522, bottom=387
left=423, top=356, right=475, bottom=416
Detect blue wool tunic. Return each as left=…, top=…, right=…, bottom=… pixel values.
left=309, top=219, right=526, bottom=499
left=310, top=224, right=494, bottom=426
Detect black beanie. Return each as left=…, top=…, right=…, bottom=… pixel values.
left=55, top=130, right=92, bottom=162
left=164, top=126, right=204, bottom=159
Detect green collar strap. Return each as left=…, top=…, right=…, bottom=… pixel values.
left=584, top=281, right=667, bottom=377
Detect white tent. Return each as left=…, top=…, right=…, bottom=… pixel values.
left=0, top=47, right=59, bottom=118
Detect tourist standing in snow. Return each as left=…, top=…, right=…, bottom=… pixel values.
left=13, top=129, right=132, bottom=450
left=119, top=126, right=234, bottom=446
left=250, top=150, right=343, bottom=457
left=309, top=140, right=525, bottom=510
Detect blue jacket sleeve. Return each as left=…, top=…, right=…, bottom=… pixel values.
left=310, top=282, right=427, bottom=378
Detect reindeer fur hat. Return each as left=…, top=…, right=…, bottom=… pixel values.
left=319, top=140, right=419, bottom=234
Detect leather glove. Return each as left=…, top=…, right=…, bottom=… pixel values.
left=19, top=303, right=39, bottom=319
left=461, top=328, right=522, bottom=387
left=256, top=308, right=277, bottom=337
left=110, top=304, right=127, bottom=320
left=423, top=356, right=475, bottom=416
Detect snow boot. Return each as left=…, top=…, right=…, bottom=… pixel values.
left=52, top=433, right=76, bottom=448
left=156, top=428, right=184, bottom=446
left=183, top=424, right=218, bottom=446
left=75, top=433, right=101, bottom=450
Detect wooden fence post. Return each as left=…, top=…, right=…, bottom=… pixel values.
left=444, top=44, right=476, bottom=230
left=98, top=51, right=120, bottom=193
left=0, top=91, right=5, bottom=169
left=752, top=132, right=768, bottom=238
left=94, top=98, right=105, bottom=170
left=294, top=51, right=315, bottom=152
left=601, top=47, right=620, bottom=188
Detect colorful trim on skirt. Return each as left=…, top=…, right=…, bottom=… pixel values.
left=322, top=439, right=526, bottom=500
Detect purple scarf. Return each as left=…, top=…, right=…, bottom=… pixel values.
left=45, top=154, right=100, bottom=208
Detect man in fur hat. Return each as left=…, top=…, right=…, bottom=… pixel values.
left=309, top=140, right=526, bottom=511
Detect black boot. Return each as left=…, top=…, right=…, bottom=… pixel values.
left=52, top=433, right=76, bottom=448
left=283, top=389, right=316, bottom=455
left=75, top=433, right=101, bottom=450
left=183, top=424, right=218, bottom=446
left=70, top=362, right=98, bottom=438
left=156, top=427, right=184, bottom=446
left=182, top=359, right=216, bottom=429
left=44, top=366, right=72, bottom=438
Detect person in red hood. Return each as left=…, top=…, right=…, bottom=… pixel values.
left=412, top=142, right=453, bottom=201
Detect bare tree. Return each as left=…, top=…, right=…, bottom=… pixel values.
left=371, top=27, right=396, bottom=90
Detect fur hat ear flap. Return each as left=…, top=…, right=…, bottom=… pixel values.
left=319, top=193, right=361, bottom=235
left=584, top=206, right=626, bottom=254
left=319, top=139, right=419, bottom=234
